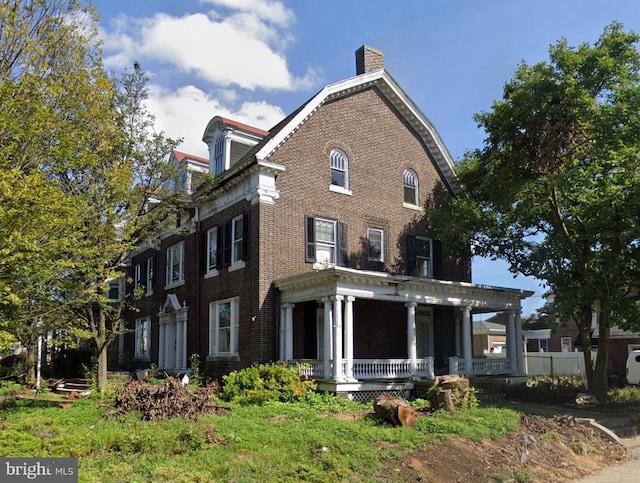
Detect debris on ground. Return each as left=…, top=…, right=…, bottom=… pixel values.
left=112, top=377, right=228, bottom=421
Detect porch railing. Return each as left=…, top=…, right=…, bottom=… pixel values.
left=293, top=358, right=434, bottom=380
left=448, top=356, right=513, bottom=376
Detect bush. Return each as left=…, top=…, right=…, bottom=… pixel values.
left=220, top=363, right=317, bottom=405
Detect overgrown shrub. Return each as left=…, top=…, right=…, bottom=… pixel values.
left=504, top=376, right=587, bottom=404
left=221, top=363, right=317, bottom=405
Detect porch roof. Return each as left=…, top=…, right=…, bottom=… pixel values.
left=274, top=267, right=533, bottom=313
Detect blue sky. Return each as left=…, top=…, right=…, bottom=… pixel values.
left=92, top=0, right=640, bottom=316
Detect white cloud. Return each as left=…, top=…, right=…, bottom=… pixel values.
left=100, top=0, right=314, bottom=91
left=199, top=0, right=294, bottom=27
left=146, top=84, right=285, bottom=158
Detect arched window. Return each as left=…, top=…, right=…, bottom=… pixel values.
left=403, top=169, right=419, bottom=205
left=213, top=136, right=225, bottom=176
left=330, top=148, right=349, bottom=190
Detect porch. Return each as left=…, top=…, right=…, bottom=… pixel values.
left=275, top=267, right=533, bottom=398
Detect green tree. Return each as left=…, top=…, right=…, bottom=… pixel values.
left=0, top=0, right=102, bottom=381
left=431, top=23, right=640, bottom=401
left=0, top=1, right=180, bottom=389
left=58, top=63, right=180, bottom=393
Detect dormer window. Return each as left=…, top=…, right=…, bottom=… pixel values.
left=213, top=136, right=225, bottom=176
left=403, top=169, right=419, bottom=206
left=329, top=148, right=351, bottom=195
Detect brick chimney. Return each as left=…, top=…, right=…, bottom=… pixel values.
left=355, top=45, right=384, bottom=75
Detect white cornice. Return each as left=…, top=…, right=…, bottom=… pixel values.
left=255, top=69, right=460, bottom=194
left=275, top=267, right=533, bottom=311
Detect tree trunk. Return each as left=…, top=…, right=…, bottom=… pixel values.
left=579, top=303, right=610, bottom=403
left=373, top=394, right=416, bottom=427
left=92, top=307, right=109, bottom=394
left=25, top=345, right=36, bottom=384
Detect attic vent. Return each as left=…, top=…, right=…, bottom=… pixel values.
left=356, top=45, right=384, bottom=75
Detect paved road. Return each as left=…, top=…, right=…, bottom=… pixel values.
left=576, top=436, right=640, bottom=482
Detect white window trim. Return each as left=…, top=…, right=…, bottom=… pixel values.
left=312, top=217, right=337, bottom=269
left=209, top=297, right=240, bottom=356
left=402, top=201, right=423, bottom=211
left=206, top=226, right=218, bottom=276
left=403, top=169, right=419, bottom=207
left=415, top=236, right=433, bottom=279
left=135, top=317, right=151, bottom=360
left=231, top=215, right=244, bottom=266
left=329, top=148, right=350, bottom=193
left=165, top=241, right=185, bottom=289
left=367, top=227, right=385, bottom=262
left=561, top=336, right=572, bottom=353
left=145, top=258, right=154, bottom=296
left=107, top=278, right=122, bottom=302
left=329, top=185, right=352, bottom=196
left=134, top=263, right=142, bottom=290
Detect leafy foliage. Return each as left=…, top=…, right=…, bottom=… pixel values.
left=220, top=363, right=317, bottom=405
left=431, top=22, right=640, bottom=401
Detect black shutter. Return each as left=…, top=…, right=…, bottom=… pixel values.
left=338, top=221, right=348, bottom=267
left=151, top=253, right=157, bottom=288
left=223, top=220, right=232, bottom=267
left=242, top=212, right=250, bottom=261
left=216, top=226, right=223, bottom=270
left=201, top=231, right=208, bottom=273
left=406, top=235, right=417, bottom=276
left=141, top=259, right=148, bottom=289
left=305, top=216, right=316, bottom=263
left=433, top=239, right=442, bottom=279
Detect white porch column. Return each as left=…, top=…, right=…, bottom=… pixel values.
left=454, top=313, right=461, bottom=356
left=344, top=296, right=355, bottom=381
left=462, top=306, right=473, bottom=375
left=285, top=303, right=294, bottom=361
left=332, top=296, right=344, bottom=381
left=176, top=319, right=183, bottom=370
left=279, top=304, right=286, bottom=360
left=507, top=310, right=517, bottom=372
left=406, top=302, right=417, bottom=377
left=182, top=317, right=188, bottom=369
left=515, top=309, right=524, bottom=374
left=158, top=318, right=166, bottom=369
left=166, top=321, right=175, bottom=370
left=323, top=297, right=332, bottom=380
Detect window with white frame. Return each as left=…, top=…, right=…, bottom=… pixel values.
left=165, top=242, right=184, bottom=286
left=403, top=169, right=419, bottom=206
left=135, top=317, right=150, bottom=359
left=367, top=228, right=384, bottom=262
left=146, top=258, right=154, bottom=295
left=207, top=226, right=218, bottom=272
left=561, top=337, right=572, bottom=353
left=213, top=136, right=225, bottom=176
left=330, top=148, right=349, bottom=190
left=209, top=298, right=239, bottom=356
left=134, top=263, right=142, bottom=290
left=305, top=216, right=348, bottom=266
left=231, top=215, right=244, bottom=264
left=407, top=235, right=434, bottom=278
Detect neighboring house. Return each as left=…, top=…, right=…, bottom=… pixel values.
left=122, top=45, right=533, bottom=400
left=473, top=321, right=507, bottom=356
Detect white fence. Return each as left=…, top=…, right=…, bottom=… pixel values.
left=293, top=358, right=434, bottom=380
left=524, top=352, right=588, bottom=377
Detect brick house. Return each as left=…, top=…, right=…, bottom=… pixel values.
left=122, top=45, right=533, bottom=398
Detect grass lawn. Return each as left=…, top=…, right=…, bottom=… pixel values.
left=0, top=393, right=520, bottom=482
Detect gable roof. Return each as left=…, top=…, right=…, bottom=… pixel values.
left=172, top=150, right=209, bottom=166
left=254, top=68, right=460, bottom=194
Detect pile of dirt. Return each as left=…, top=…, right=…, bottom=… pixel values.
left=376, top=414, right=628, bottom=482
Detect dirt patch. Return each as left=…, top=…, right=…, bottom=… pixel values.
left=376, top=414, right=627, bottom=482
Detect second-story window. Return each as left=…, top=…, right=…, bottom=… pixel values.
left=207, top=226, right=218, bottom=272
left=367, top=228, right=384, bottom=262
left=213, top=136, right=225, bottom=176
left=406, top=235, right=433, bottom=278
left=403, top=169, right=419, bottom=206
left=165, top=242, right=184, bottom=286
left=305, top=216, right=348, bottom=267
left=231, top=215, right=244, bottom=264
left=146, top=258, right=154, bottom=295
left=330, top=148, right=349, bottom=191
